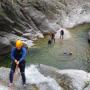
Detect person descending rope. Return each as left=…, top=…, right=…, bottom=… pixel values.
left=60, top=29, right=64, bottom=39
left=9, top=40, right=27, bottom=87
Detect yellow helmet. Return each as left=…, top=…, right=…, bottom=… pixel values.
left=16, top=40, right=23, bottom=49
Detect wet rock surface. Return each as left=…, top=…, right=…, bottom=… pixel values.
left=0, top=65, right=90, bottom=90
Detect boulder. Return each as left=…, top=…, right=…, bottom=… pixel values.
left=38, top=64, right=90, bottom=90
left=1, top=65, right=90, bottom=90
left=0, top=65, right=63, bottom=90
left=0, top=36, right=11, bottom=55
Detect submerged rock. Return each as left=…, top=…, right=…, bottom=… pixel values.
left=0, top=36, right=11, bottom=55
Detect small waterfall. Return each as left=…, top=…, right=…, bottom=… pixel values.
left=25, top=65, right=63, bottom=90
left=55, top=28, right=71, bottom=40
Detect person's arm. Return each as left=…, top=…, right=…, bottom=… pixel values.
left=19, top=48, right=26, bottom=63
left=11, top=48, right=15, bottom=62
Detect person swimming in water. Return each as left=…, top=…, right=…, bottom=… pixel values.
left=63, top=52, right=72, bottom=56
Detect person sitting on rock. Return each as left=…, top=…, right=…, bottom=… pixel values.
left=9, top=40, right=27, bottom=87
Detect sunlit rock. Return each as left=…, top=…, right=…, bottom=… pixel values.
left=1, top=65, right=90, bottom=90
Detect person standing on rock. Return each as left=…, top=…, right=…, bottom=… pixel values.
left=60, top=29, right=64, bottom=39
left=9, top=40, right=27, bottom=87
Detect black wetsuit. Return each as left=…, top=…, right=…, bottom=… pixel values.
left=51, top=33, right=55, bottom=43
left=61, top=30, right=64, bottom=35
left=60, top=30, right=64, bottom=39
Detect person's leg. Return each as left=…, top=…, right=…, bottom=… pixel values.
left=19, top=61, right=26, bottom=85
left=61, top=35, right=63, bottom=39
left=50, top=40, right=52, bottom=44
left=54, top=38, right=55, bottom=43
left=60, top=35, right=61, bottom=39
left=62, top=35, right=64, bottom=39
left=48, top=40, right=50, bottom=45
left=9, top=62, right=16, bottom=84
left=48, top=40, right=51, bottom=45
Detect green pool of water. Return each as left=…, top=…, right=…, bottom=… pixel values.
left=26, top=23, right=90, bottom=72
left=1, top=23, right=90, bottom=72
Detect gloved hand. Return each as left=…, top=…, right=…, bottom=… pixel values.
left=15, top=59, right=17, bottom=63
left=16, top=61, right=19, bottom=65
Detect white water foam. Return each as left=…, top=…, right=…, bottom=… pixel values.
left=25, top=65, right=63, bottom=90
left=55, top=28, right=71, bottom=40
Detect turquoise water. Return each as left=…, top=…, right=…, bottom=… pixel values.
left=26, top=24, right=90, bottom=72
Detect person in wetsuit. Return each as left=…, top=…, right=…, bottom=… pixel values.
left=51, top=33, right=55, bottom=43
left=48, top=33, right=52, bottom=45
left=60, top=30, right=64, bottom=39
